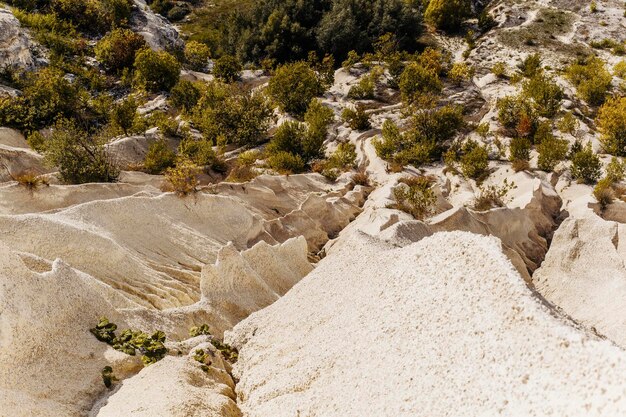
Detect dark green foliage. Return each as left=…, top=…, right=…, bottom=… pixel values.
left=178, top=138, right=223, bottom=170
left=597, top=96, right=626, bottom=156
left=101, top=366, right=117, bottom=388
left=566, top=56, right=612, bottom=106
left=96, top=28, right=147, bottom=73
left=133, top=49, right=181, bottom=93
left=373, top=105, right=464, bottom=167
left=144, top=139, right=176, bottom=174
left=193, top=348, right=212, bottom=372
left=509, top=136, right=531, bottom=162
left=184, top=41, right=211, bottom=72
left=110, top=97, right=137, bottom=135
left=342, top=106, right=371, bottom=131
left=169, top=80, right=202, bottom=112
left=268, top=62, right=324, bottom=117
left=191, top=82, right=274, bottom=146
left=212, top=55, right=242, bottom=83
left=459, top=140, right=489, bottom=179
left=571, top=143, right=602, bottom=184
left=43, top=119, right=119, bottom=184
left=518, top=53, right=543, bottom=78
left=537, top=134, right=569, bottom=172
left=399, top=62, right=442, bottom=105
left=90, top=317, right=169, bottom=366
left=189, top=324, right=212, bottom=337
left=267, top=151, right=306, bottom=174
left=522, top=74, right=564, bottom=118
left=391, top=176, right=436, bottom=220
left=211, top=338, right=239, bottom=363
left=496, top=95, right=538, bottom=138
left=424, top=0, right=471, bottom=32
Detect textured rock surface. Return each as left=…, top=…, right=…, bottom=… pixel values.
left=534, top=214, right=626, bottom=347
left=131, top=0, right=183, bottom=50
left=229, top=232, right=626, bottom=417
left=0, top=8, right=43, bottom=70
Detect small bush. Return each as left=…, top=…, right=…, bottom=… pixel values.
left=110, top=97, right=138, bottom=136
left=594, top=177, right=615, bottom=209
left=614, top=61, right=626, bottom=78
left=169, top=80, right=201, bottom=112
left=424, top=0, right=471, bottom=32
left=391, top=176, right=437, bottom=220
left=267, top=151, right=306, bottom=174
left=268, top=62, right=323, bottom=117
left=95, top=28, right=146, bottom=73
left=342, top=50, right=360, bottom=71
left=399, top=62, right=442, bottom=105
left=473, top=179, right=516, bottom=211
left=351, top=171, right=370, bottom=187
left=178, top=138, right=220, bottom=169
left=348, top=72, right=377, bottom=100
left=571, top=143, right=602, bottom=184
left=189, top=324, right=212, bottom=337
left=448, top=62, right=475, bottom=85
left=459, top=140, right=489, bottom=179
left=144, top=139, right=176, bottom=174
left=342, top=106, right=371, bottom=131
left=509, top=136, right=531, bottom=170
left=164, top=157, right=200, bottom=196
left=606, top=156, right=626, bottom=183
left=14, top=171, right=47, bottom=190
left=557, top=112, right=579, bottom=135
left=43, top=119, right=119, bottom=184
left=537, top=135, right=569, bottom=172
left=518, top=53, right=542, bottom=78
left=566, top=57, right=612, bottom=106
left=491, top=62, right=508, bottom=78
left=327, top=142, right=357, bottom=170
left=184, top=41, right=211, bottom=72
left=597, top=96, right=626, bottom=156
left=522, top=74, right=564, bottom=118
left=496, top=95, right=537, bottom=137
left=134, top=49, right=181, bottom=93
left=213, top=55, right=242, bottom=83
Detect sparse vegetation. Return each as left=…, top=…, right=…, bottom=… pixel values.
left=164, top=157, right=201, bottom=196
left=473, top=180, right=516, bottom=211
left=391, top=176, right=437, bottom=220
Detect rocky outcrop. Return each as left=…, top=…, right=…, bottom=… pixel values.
left=0, top=8, right=44, bottom=70
left=131, top=0, right=183, bottom=51
left=0, top=128, right=51, bottom=182
left=228, top=232, right=626, bottom=417
left=534, top=214, right=626, bottom=347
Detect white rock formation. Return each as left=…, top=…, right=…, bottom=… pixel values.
left=0, top=8, right=43, bottom=70
left=534, top=213, right=626, bottom=347
left=229, top=232, right=626, bottom=417
left=131, top=0, right=183, bottom=51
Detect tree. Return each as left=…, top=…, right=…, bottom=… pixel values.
left=597, top=96, right=626, bottom=156
left=95, top=28, right=146, bottom=73
left=43, top=119, right=119, bottom=184
left=184, top=41, right=211, bottom=72
left=424, top=0, right=471, bottom=32
left=268, top=62, right=323, bottom=117
left=133, top=49, right=181, bottom=93
left=213, top=55, right=242, bottom=83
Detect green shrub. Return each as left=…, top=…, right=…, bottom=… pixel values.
left=522, top=74, right=564, bottom=118
left=597, top=96, right=626, bottom=156
left=399, top=62, right=442, bottom=104
left=144, top=139, right=176, bottom=174
left=593, top=177, right=614, bottom=209
left=614, top=61, right=626, bottom=78
left=169, top=80, right=201, bottom=112
left=43, top=119, right=119, bottom=184
left=213, top=55, right=242, bottom=83
left=424, top=0, right=471, bottom=32
left=164, top=157, right=201, bottom=196
left=509, top=136, right=531, bottom=166
left=566, top=56, right=612, bottom=106
left=96, top=28, right=146, bottom=73
left=491, top=62, right=508, bottom=78
left=303, top=99, right=334, bottom=159
left=184, top=41, right=211, bottom=72
left=342, top=106, right=371, bottom=130
left=448, top=62, right=475, bottom=85
left=571, top=143, right=602, bottom=184
left=134, top=49, right=181, bottom=93
left=178, top=138, right=220, bottom=169
left=342, top=50, right=360, bottom=70
left=268, top=62, right=323, bottom=117
left=537, top=134, right=569, bottom=172
left=459, top=140, right=489, bottom=179
left=110, top=97, right=138, bottom=136
left=189, top=324, right=212, bottom=337
left=348, top=73, right=377, bottom=100
left=192, top=82, right=274, bottom=146
left=267, top=151, right=306, bottom=174
left=391, top=176, right=437, bottom=220
left=327, top=142, right=357, bottom=170
left=496, top=94, right=537, bottom=137
left=557, top=112, right=579, bottom=135
left=518, top=53, right=543, bottom=78
left=606, top=156, right=626, bottom=183
left=473, top=179, right=516, bottom=211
